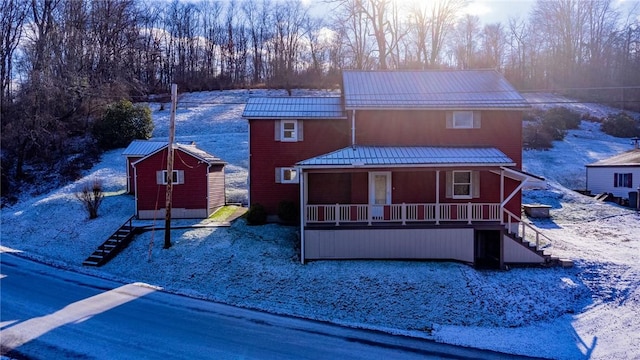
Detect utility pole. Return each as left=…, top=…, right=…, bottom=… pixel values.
left=164, top=84, right=177, bottom=249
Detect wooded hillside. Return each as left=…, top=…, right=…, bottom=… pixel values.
left=1, top=0, right=639, bottom=203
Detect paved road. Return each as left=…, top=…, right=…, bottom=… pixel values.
left=0, top=253, right=535, bottom=360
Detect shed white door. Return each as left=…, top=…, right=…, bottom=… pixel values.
left=369, top=172, right=391, bottom=219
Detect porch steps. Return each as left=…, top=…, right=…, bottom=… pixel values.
left=503, top=230, right=570, bottom=267
left=83, top=216, right=140, bottom=267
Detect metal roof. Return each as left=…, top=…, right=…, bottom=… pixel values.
left=127, top=141, right=225, bottom=166
left=342, top=70, right=530, bottom=110
left=297, top=146, right=514, bottom=168
left=242, top=96, right=346, bottom=119
left=175, top=143, right=226, bottom=165
left=587, top=149, right=640, bottom=167
left=122, top=140, right=166, bottom=156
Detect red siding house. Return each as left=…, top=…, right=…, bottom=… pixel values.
left=243, top=70, right=547, bottom=267
left=123, top=140, right=226, bottom=219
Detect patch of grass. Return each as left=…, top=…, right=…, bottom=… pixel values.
left=208, top=205, right=240, bottom=222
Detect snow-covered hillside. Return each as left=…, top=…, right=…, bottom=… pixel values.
left=1, top=91, right=638, bottom=360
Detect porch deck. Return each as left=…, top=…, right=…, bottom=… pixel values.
left=305, top=202, right=502, bottom=226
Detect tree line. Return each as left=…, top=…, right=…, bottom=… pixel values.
left=1, top=0, right=639, bottom=202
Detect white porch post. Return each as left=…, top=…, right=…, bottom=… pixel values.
left=435, top=170, right=440, bottom=225
left=500, top=170, right=505, bottom=224
left=299, top=169, right=306, bottom=264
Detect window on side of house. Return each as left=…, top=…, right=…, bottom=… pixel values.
left=281, top=120, right=297, bottom=142
left=453, top=111, right=474, bottom=128
left=614, top=173, right=633, bottom=188
left=452, top=170, right=472, bottom=198
left=157, top=170, right=185, bottom=185
left=276, top=167, right=299, bottom=184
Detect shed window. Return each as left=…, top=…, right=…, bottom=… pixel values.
left=157, top=170, right=184, bottom=185
left=614, top=173, right=633, bottom=188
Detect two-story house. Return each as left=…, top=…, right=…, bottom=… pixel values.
left=243, top=70, right=549, bottom=268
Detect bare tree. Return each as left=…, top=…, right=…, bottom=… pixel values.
left=0, top=0, right=28, bottom=112
left=451, top=14, right=480, bottom=69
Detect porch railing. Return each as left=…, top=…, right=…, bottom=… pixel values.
left=305, top=203, right=501, bottom=225
left=503, top=208, right=554, bottom=252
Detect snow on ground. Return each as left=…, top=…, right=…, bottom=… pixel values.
left=1, top=91, right=639, bottom=360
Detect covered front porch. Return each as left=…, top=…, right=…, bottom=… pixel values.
left=295, top=146, right=541, bottom=264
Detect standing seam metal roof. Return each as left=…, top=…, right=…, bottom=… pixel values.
left=242, top=96, right=346, bottom=119
left=125, top=141, right=225, bottom=165
left=342, top=70, right=529, bottom=110
left=296, top=146, right=514, bottom=167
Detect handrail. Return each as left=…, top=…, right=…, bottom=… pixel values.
left=503, top=208, right=553, bottom=251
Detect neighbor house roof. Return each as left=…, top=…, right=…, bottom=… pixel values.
left=341, top=70, right=530, bottom=110
left=128, top=141, right=225, bottom=166
left=586, top=149, right=640, bottom=167
left=296, top=146, right=515, bottom=169
left=242, top=96, right=346, bottom=119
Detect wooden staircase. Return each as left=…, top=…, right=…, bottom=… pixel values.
left=503, top=209, right=573, bottom=267
left=83, top=216, right=140, bottom=267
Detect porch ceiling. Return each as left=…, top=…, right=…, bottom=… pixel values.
left=297, top=146, right=515, bottom=169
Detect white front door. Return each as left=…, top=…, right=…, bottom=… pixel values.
left=369, top=172, right=391, bottom=219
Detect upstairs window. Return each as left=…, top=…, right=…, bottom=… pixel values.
left=275, top=120, right=303, bottom=142
left=281, top=120, right=298, bottom=142
left=446, top=111, right=481, bottom=129
left=453, top=111, right=474, bottom=128
left=614, top=173, right=633, bottom=188
left=157, top=170, right=184, bottom=185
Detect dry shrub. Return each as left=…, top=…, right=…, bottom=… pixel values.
left=76, top=178, right=104, bottom=219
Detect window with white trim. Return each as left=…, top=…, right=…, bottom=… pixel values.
left=157, top=170, right=184, bottom=185
left=452, top=170, right=472, bottom=198
left=614, top=173, right=633, bottom=188
left=280, top=167, right=299, bottom=184
left=453, top=111, right=474, bottom=128
left=281, top=120, right=297, bottom=142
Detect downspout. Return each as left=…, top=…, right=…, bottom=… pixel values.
left=133, top=165, right=138, bottom=219
left=299, top=168, right=305, bottom=264
left=351, top=110, right=356, bottom=149
left=247, top=122, right=251, bottom=206
left=206, top=163, right=211, bottom=216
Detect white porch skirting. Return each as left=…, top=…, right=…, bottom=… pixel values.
left=304, top=228, right=474, bottom=262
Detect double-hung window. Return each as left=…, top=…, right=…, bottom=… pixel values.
left=281, top=120, right=298, bottom=142
left=452, top=170, right=472, bottom=198
left=157, top=170, right=184, bottom=185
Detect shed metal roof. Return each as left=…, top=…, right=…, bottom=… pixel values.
left=586, top=149, right=640, bottom=167
left=342, top=70, right=529, bottom=110
left=122, top=140, right=166, bottom=156
left=126, top=141, right=225, bottom=166
left=297, top=146, right=514, bottom=168
left=242, top=96, right=346, bottom=119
